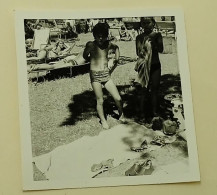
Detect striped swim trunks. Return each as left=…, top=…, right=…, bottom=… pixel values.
left=90, top=69, right=111, bottom=84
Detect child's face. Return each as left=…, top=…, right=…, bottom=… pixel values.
left=95, top=34, right=108, bottom=46
left=59, top=42, right=64, bottom=48
left=36, top=25, right=42, bottom=30
left=141, top=18, right=154, bottom=33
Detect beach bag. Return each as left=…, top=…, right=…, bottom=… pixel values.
left=163, top=119, right=177, bottom=135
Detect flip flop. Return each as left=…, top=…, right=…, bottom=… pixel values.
left=91, top=163, right=103, bottom=172
left=125, top=162, right=142, bottom=176
left=125, top=159, right=153, bottom=176
left=131, top=140, right=148, bottom=152
left=91, top=159, right=114, bottom=172
left=137, top=159, right=154, bottom=175
left=101, top=159, right=114, bottom=169
left=150, top=136, right=166, bottom=146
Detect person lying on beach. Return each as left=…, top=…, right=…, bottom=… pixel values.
left=27, top=50, right=86, bottom=72
left=27, top=40, right=75, bottom=61
left=83, top=22, right=125, bottom=129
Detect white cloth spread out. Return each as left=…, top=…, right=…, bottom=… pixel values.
left=33, top=124, right=142, bottom=180
left=33, top=123, right=189, bottom=181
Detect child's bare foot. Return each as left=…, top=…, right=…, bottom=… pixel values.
left=138, top=118, right=146, bottom=124
left=101, top=121, right=110, bottom=130
left=119, top=114, right=126, bottom=123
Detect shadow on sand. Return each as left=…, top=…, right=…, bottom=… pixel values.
left=61, top=73, right=182, bottom=126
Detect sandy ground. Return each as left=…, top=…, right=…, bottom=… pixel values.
left=33, top=122, right=188, bottom=181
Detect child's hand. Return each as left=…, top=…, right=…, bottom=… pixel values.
left=146, top=39, right=152, bottom=50
left=108, top=59, right=114, bottom=70
left=113, top=59, right=118, bottom=65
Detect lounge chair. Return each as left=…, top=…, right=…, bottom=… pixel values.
left=32, top=28, right=50, bottom=50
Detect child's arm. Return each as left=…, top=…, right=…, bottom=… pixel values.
left=113, top=44, right=120, bottom=65
left=149, top=32, right=164, bottom=53
left=136, top=35, right=143, bottom=57
left=155, top=32, right=163, bottom=53
left=108, top=44, right=119, bottom=73
left=83, top=41, right=92, bottom=62
left=60, top=43, right=74, bottom=55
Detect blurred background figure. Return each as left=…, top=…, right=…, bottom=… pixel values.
left=161, top=16, right=166, bottom=21
left=65, top=22, right=78, bottom=39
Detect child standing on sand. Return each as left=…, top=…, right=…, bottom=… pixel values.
left=135, top=17, right=163, bottom=120
left=83, top=23, right=125, bottom=129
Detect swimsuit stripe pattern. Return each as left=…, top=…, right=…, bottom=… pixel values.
left=90, top=69, right=111, bottom=84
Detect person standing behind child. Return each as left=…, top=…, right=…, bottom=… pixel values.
left=135, top=17, right=163, bottom=120
left=83, top=23, right=125, bottom=129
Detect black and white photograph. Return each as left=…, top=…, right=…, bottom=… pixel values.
left=15, top=9, right=200, bottom=190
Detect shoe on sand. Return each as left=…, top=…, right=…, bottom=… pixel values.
left=91, top=159, right=114, bottom=172
left=137, top=159, right=154, bottom=175
left=130, top=140, right=148, bottom=152
left=91, top=163, right=103, bottom=172
left=150, top=136, right=166, bottom=146
left=125, top=162, right=142, bottom=176
left=125, top=159, right=153, bottom=176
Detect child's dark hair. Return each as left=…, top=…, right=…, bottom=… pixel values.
left=140, top=17, right=156, bottom=26
left=92, top=22, right=109, bottom=38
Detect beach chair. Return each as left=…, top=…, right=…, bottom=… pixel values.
left=28, top=50, right=89, bottom=81
left=27, top=40, right=75, bottom=64
left=32, top=28, right=50, bottom=50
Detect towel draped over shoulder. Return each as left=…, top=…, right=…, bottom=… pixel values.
left=134, top=36, right=152, bottom=88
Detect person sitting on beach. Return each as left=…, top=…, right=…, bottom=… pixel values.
left=83, top=22, right=125, bottom=129
left=119, top=25, right=133, bottom=41
left=134, top=17, right=163, bottom=121
left=27, top=40, right=74, bottom=61
left=65, top=22, right=78, bottom=39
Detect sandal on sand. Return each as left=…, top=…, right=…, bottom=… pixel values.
left=137, top=160, right=154, bottom=175
left=91, top=163, right=103, bottom=172
left=137, top=118, right=146, bottom=125
left=131, top=140, right=148, bottom=152
left=91, top=159, right=114, bottom=172
left=150, top=136, right=166, bottom=146
left=125, top=159, right=153, bottom=176
left=125, top=162, right=142, bottom=176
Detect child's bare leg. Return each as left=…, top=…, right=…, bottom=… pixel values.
left=135, top=85, right=146, bottom=120
left=91, top=82, right=109, bottom=129
left=150, top=69, right=161, bottom=116
left=27, top=50, right=47, bottom=61
left=105, top=80, right=124, bottom=120
left=139, top=93, right=146, bottom=118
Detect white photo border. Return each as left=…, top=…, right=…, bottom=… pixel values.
left=15, top=8, right=200, bottom=191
